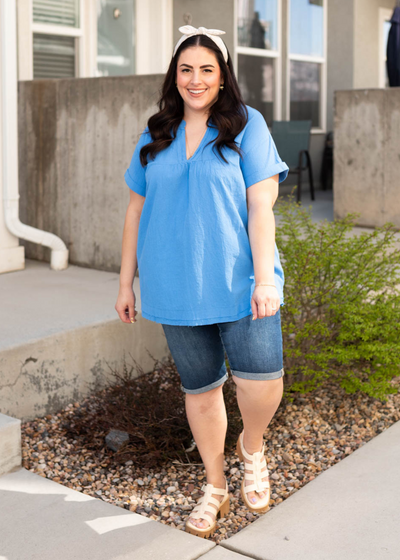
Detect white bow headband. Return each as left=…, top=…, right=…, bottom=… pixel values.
left=173, top=25, right=228, bottom=63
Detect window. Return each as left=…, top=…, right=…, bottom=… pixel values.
left=96, top=0, right=136, bottom=77
left=287, top=0, right=326, bottom=130
left=33, top=34, right=76, bottom=79
left=33, top=0, right=80, bottom=27
left=32, top=0, right=82, bottom=79
left=235, top=0, right=282, bottom=125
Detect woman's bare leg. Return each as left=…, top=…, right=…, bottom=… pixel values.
left=233, top=376, right=283, bottom=504
left=185, top=384, right=227, bottom=529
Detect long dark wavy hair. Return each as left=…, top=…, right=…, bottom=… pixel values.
left=139, top=34, right=248, bottom=166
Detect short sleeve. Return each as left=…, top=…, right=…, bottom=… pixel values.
left=124, top=127, right=151, bottom=197
left=239, top=109, right=289, bottom=189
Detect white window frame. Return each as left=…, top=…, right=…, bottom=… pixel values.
left=286, top=0, right=327, bottom=134
left=379, top=7, right=393, bottom=89
left=233, top=0, right=283, bottom=122
left=17, top=0, right=87, bottom=79
left=17, top=0, right=172, bottom=80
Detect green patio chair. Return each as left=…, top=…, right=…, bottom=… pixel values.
left=271, top=120, right=315, bottom=202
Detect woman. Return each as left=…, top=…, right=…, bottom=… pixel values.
left=115, top=25, right=289, bottom=538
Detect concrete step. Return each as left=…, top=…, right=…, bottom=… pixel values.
left=0, top=467, right=215, bottom=560
left=220, top=419, right=400, bottom=560
left=0, top=413, right=21, bottom=476
left=0, top=259, right=170, bottom=422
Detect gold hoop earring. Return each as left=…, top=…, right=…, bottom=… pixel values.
left=220, top=85, right=224, bottom=90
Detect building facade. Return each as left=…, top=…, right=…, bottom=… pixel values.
left=0, top=0, right=398, bottom=274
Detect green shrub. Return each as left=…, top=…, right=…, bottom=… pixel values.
left=275, top=194, right=400, bottom=402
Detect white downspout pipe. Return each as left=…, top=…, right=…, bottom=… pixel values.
left=1, top=0, right=69, bottom=270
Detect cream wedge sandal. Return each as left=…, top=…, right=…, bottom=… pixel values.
left=185, top=479, right=230, bottom=538
left=236, top=430, right=270, bottom=513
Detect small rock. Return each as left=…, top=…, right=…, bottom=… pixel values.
left=282, top=452, right=293, bottom=463
left=167, top=486, right=177, bottom=494
left=105, top=430, right=129, bottom=452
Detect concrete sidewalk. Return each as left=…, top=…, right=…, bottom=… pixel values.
left=1, top=419, right=399, bottom=560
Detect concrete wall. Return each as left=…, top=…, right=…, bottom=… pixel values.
left=18, top=74, right=162, bottom=271
left=334, top=88, right=400, bottom=228
left=0, top=312, right=168, bottom=423
left=353, top=0, right=395, bottom=89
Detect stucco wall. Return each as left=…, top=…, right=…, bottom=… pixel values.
left=334, top=88, right=400, bottom=228
left=173, top=0, right=235, bottom=54
left=18, top=74, right=162, bottom=271
left=327, top=0, right=355, bottom=132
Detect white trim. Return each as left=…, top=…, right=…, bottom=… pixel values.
left=233, top=0, right=283, bottom=121
left=17, top=0, right=33, bottom=80
left=236, top=46, right=279, bottom=58
left=75, top=0, right=84, bottom=76
left=136, top=0, right=173, bottom=74
left=233, top=0, right=238, bottom=76
left=18, top=0, right=85, bottom=79
left=379, top=7, right=393, bottom=88
left=276, top=0, right=282, bottom=120
left=31, top=22, right=83, bottom=37
left=289, top=53, right=325, bottom=64
left=81, top=0, right=96, bottom=77
left=321, top=0, right=327, bottom=133
left=286, top=0, right=327, bottom=133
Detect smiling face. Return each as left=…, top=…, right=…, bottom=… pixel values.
left=176, top=46, right=224, bottom=117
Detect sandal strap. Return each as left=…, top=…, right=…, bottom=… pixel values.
left=240, top=431, right=270, bottom=494
left=189, top=511, right=215, bottom=525
left=190, top=481, right=228, bottom=520
left=194, top=495, right=221, bottom=510
left=239, top=431, right=265, bottom=462
left=245, top=480, right=270, bottom=493
left=201, top=483, right=227, bottom=496
left=245, top=458, right=268, bottom=474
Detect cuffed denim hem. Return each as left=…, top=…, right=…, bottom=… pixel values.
left=231, top=368, right=285, bottom=381
left=180, top=371, right=229, bottom=395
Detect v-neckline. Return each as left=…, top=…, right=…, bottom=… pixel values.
left=180, top=119, right=210, bottom=162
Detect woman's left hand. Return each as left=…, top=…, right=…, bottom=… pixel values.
left=251, top=285, right=280, bottom=319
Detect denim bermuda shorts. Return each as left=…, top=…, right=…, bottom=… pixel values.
left=161, top=309, right=284, bottom=395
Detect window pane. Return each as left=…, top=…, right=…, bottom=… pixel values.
left=97, top=0, right=135, bottom=76
left=33, top=34, right=75, bottom=79
left=237, top=0, right=278, bottom=51
left=290, top=60, right=320, bottom=127
left=238, top=54, right=274, bottom=124
left=33, top=0, right=80, bottom=28
left=290, top=0, right=323, bottom=57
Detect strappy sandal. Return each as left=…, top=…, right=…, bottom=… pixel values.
left=185, top=478, right=230, bottom=538
left=236, top=430, right=270, bottom=513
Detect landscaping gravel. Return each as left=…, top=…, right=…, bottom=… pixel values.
left=21, top=360, right=400, bottom=545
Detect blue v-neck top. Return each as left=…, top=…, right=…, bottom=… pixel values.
left=124, top=104, right=289, bottom=326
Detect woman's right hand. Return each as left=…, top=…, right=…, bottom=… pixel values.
left=115, top=287, right=138, bottom=324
